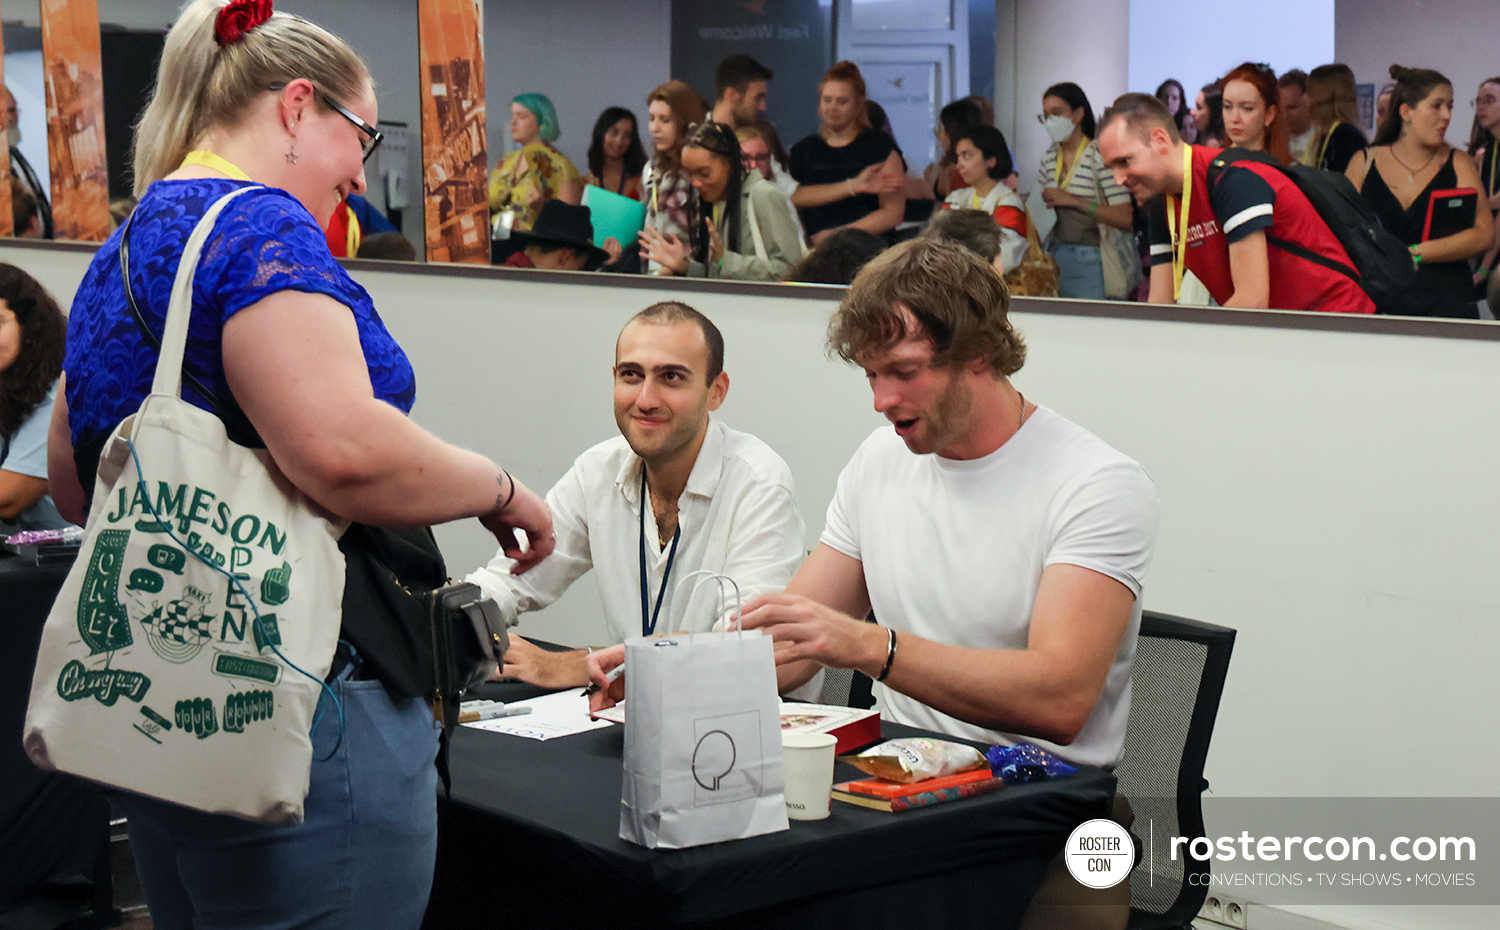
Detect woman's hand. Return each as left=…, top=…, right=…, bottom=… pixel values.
left=638, top=227, right=691, bottom=275
left=852, top=161, right=903, bottom=196
left=602, top=236, right=623, bottom=264
left=707, top=220, right=724, bottom=264
left=478, top=473, right=554, bottom=573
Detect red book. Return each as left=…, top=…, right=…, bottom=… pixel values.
left=843, top=767, right=995, bottom=798
left=832, top=776, right=1005, bottom=812
left=1422, top=188, right=1478, bottom=242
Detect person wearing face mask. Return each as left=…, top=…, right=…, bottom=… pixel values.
left=642, top=80, right=708, bottom=274
left=1037, top=82, right=1136, bottom=300
left=1466, top=76, right=1500, bottom=299
left=488, top=93, right=582, bottom=238
left=3, top=87, right=52, bottom=239
left=640, top=122, right=803, bottom=281
left=583, top=106, right=647, bottom=201
left=940, top=126, right=1027, bottom=273
left=1220, top=62, right=1291, bottom=164
left=1346, top=66, right=1493, bottom=319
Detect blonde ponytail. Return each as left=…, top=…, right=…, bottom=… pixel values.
left=131, top=0, right=369, bottom=197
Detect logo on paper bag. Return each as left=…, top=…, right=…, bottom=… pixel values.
left=691, top=710, right=762, bottom=806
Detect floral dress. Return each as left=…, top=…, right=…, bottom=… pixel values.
left=488, top=140, right=581, bottom=232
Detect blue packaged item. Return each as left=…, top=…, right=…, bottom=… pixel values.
left=987, top=742, right=1077, bottom=784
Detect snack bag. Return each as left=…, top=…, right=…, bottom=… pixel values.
left=987, top=742, right=1078, bottom=784
left=844, top=737, right=986, bottom=784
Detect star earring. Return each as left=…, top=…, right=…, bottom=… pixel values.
left=285, top=122, right=298, bottom=164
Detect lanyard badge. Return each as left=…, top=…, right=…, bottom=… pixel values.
left=1165, top=144, right=1194, bottom=302
left=639, top=470, right=682, bottom=637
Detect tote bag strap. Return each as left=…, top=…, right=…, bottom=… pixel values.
left=745, top=192, right=769, bottom=261
left=151, top=187, right=261, bottom=399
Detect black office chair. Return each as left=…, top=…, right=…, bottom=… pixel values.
left=1116, top=610, right=1236, bottom=930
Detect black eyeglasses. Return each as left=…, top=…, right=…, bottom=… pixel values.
left=268, top=82, right=383, bottom=162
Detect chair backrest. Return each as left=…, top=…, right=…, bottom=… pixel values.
left=1116, top=610, right=1235, bottom=930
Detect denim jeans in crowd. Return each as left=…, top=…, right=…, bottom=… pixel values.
left=114, top=669, right=439, bottom=930
left=1049, top=242, right=1107, bottom=300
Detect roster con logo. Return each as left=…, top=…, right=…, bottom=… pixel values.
left=1170, top=832, right=1476, bottom=863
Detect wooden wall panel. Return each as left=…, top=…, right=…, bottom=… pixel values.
left=417, top=0, right=488, bottom=264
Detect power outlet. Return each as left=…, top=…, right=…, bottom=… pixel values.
left=1197, top=891, right=1248, bottom=928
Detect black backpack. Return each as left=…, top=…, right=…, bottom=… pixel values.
left=1204, top=148, right=1421, bottom=315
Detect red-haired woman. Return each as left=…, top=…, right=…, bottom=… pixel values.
left=788, top=61, right=904, bottom=244
left=1220, top=62, right=1291, bottom=163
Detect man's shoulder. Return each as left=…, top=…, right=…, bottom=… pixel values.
left=569, top=434, right=636, bottom=476
left=1026, top=408, right=1153, bottom=492
left=716, top=422, right=797, bottom=491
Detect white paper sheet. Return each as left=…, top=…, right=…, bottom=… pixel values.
left=462, top=690, right=616, bottom=741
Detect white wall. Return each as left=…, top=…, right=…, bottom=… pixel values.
left=1335, top=0, right=1496, bottom=145
left=1128, top=0, right=1335, bottom=110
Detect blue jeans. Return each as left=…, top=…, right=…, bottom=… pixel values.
left=115, top=673, right=439, bottom=930
left=1050, top=242, right=1107, bottom=300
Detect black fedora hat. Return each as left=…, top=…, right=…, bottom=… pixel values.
left=513, top=201, right=610, bottom=267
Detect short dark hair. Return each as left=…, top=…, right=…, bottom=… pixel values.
left=629, top=302, right=726, bottom=383
left=953, top=125, right=1013, bottom=179
left=1279, top=69, right=1308, bottom=91
left=1099, top=92, right=1181, bottom=144
left=355, top=232, right=417, bottom=261
left=0, top=262, right=66, bottom=440
left=829, top=238, right=1025, bottom=377
left=924, top=209, right=1002, bottom=263
left=785, top=228, right=887, bottom=285
left=715, top=54, right=773, bottom=99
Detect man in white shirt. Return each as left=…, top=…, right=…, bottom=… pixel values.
left=468, top=301, right=809, bottom=690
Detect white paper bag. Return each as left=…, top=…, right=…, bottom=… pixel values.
left=23, top=188, right=346, bottom=825
left=619, top=576, right=788, bottom=848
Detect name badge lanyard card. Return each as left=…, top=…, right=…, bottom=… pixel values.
left=639, top=470, right=682, bottom=637
left=1165, top=145, right=1193, bottom=302
left=1054, top=137, right=1089, bottom=191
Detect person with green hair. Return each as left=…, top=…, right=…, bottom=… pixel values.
left=489, top=92, right=582, bottom=235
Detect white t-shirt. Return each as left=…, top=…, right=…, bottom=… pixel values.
left=942, top=184, right=1030, bottom=273
left=819, top=407, right=1159, bottom=767
left=468, top=418, right=807, bottom=643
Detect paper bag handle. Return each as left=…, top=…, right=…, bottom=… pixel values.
left=677, top=570, right=743, bottom=634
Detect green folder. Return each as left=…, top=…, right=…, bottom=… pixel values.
left=581, top=184, right=647, bottom=247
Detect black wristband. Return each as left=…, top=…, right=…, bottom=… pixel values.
left=875, top=627, right=897, bottom=682
left=498, top=469, right=517, bottom=511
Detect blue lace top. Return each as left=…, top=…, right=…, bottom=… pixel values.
left=64, top=179, right=415, bottom=449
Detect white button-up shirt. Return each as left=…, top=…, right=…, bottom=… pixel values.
left=467, top=419, right=807, bottom=643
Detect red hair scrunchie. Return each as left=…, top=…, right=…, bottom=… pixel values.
left=214, top=0, right=273, bottom=48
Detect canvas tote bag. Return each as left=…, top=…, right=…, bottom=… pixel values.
left=620, top=573, right=788, bottom=849
left=24, top=187, right=347, bottom=826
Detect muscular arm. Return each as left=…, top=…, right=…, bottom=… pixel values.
left=1224, top=230, right=1271, bottom=308
left=744, top=551, right=1136, bottom=745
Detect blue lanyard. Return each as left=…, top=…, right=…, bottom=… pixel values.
left=639, top=471, right=682, bottom=637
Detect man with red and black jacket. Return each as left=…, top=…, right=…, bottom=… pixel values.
left=1096, top=92, right=1374, bottom=313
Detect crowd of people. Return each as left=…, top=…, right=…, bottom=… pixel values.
left=476, top=54, right=1497, bottom=318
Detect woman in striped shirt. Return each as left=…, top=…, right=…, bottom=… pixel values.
left=1037, top=82, right=1134, bottom=299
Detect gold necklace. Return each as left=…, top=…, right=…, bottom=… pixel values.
left=1017, top=391, right=1029, bottom=429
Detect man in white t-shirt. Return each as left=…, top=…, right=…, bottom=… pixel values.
left=467, top=301, right=813, bottom=693
left=737, top=237, right=1158, bottom=771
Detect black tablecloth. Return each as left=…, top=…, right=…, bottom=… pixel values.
left=0, top=552, right=111, bottom=913
left=425, top=684, right=1116, bottom=930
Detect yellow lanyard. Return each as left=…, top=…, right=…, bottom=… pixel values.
left=1165, top=145, right=1193, bottom=302
left=1054, top=137, right=1088, bottom=190
left=712, top=200, right=725, bottom=227
left=1314, top=121, right=1341, bottom=169
left=1487, top=142, right=1498, bottom=200
left=180, top=150, right=252, bottom=181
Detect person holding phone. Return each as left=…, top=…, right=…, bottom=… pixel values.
left=1346, top=66, right=1493, bottom=318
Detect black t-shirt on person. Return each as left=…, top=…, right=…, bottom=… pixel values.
left=789, top=129, right=899, bottom=237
